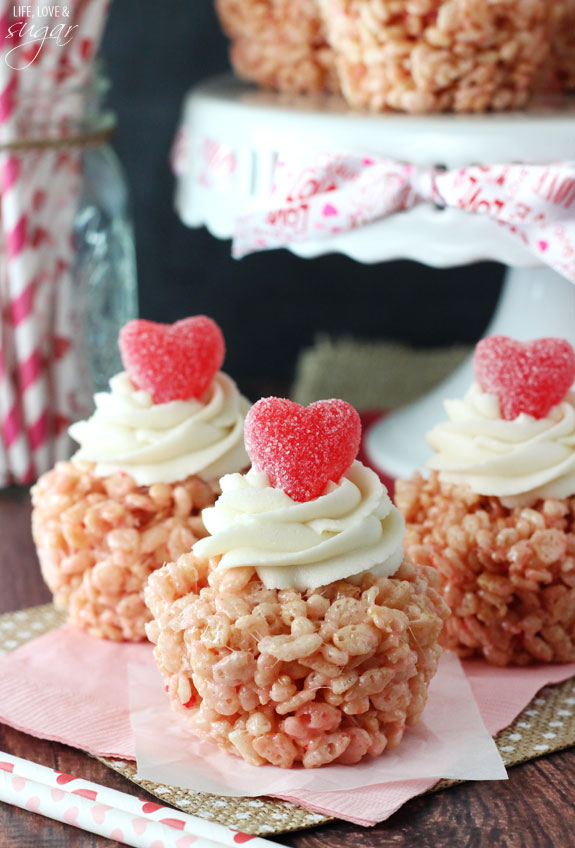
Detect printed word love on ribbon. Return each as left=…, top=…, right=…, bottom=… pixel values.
left=232, top=153, right=575, bottom=282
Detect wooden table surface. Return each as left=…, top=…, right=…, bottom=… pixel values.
left=1, top=489, right=574, bottom=848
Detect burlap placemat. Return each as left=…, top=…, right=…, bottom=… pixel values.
left=1, top=604, right=575, bottom=835
left=292, top=337, right=471, bottom=409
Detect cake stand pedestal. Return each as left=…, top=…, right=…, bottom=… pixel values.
left=174, top=76, right=575, bottom=477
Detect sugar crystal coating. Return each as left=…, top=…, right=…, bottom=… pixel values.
left=474, top=336, right=575, bottom=421
left=119, top=316, right=225, bottom=404
left=244, top=397, right=362, bottom=502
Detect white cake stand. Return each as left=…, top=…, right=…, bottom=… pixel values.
left=174, top=76, right=575, bottom=477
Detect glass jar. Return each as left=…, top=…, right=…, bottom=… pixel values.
left=73, top=79, right=139, bottom=395
left=0, top=73, right=138, bottom=484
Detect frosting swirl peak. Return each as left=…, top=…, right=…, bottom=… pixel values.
left=426, top=383, right=575, bottom=506
left=193, top=460, right=405, bottom=591
left=69, top=371, right=250, bottom=486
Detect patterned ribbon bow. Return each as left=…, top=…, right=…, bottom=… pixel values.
left=233, top=153, right=575, bottom=282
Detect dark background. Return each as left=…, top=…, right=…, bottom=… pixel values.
left=100, top=0, right=504, bottom=388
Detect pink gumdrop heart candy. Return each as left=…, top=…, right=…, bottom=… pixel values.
left=245, top=397, right=362, bottom=502
left=119, top=316, right=225, bottom=404
left=474, top=336, right=575, bottom=421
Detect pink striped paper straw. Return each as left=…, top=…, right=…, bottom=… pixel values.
left=0, top=251, right=30, bottom=483
left=0, top=752, right=277, bottom=848
left=30, top=2, right=90, bottom=463
left=0, top=10, right=38, bottom=483
left=2, top=160, right=53, bottom=476
left=16, top=3, right=79, bottom=471
left=0, top=0, right=112, bottom=481
left=73, top=0, right=111, bottom=79
left=35, top=142, right=84, bottom=463
left=30, top=0, right=111, bottom=463
left=0, top=7, right=51, bottom=480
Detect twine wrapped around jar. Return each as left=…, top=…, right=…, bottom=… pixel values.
left=0, top=123, right=114, bottom=153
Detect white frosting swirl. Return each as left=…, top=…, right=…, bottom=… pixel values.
left=69, top=371, right=250, bottom=486
left=427, top=383, right=575, bottom=507
left=193, top=460, right=405, bottom=591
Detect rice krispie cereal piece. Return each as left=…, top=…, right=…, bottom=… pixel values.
left=318, top=0, right=556, bottom=112
left=215, top=0, right=339, bottom=93
left=146, top=553, right=448, bottom=768
left=32, top=463, right=217, bottom=641
left=396, top=472, right=575, bottom=666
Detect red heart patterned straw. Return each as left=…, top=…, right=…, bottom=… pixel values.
left=0, top=751, right=275, bottom=848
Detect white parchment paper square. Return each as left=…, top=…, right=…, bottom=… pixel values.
left=129, top=651, right=506, bottom=797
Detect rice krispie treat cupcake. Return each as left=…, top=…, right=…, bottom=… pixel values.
left=215, top=0, right=338, bottom=94
left=146, top=397, right=448, bottom=768
left=32, top=316, right=250, bottom=641
left=396, top=336, right=575, bottom=666
left=318, top=0, right=556, bottom=113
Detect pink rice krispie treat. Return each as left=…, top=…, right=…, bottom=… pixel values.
left=146, top=554, right=447, bottom=768
left=145, top=397, right=449, bottom=767
left=32, top=316, right=250, bottom=641
left=397, top=474, right=575, bottom=666
left=215, top=0, right=338, bottom=93
left=317, top=0, right=556, bottom=112
left=396, top=336, right=575, bottom=665
left=32, top=466, right=216, bottom=641
left=551, top=0, right=575, bottom=91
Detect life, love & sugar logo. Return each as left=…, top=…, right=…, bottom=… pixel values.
left=4, top=5, right=78, bottom=69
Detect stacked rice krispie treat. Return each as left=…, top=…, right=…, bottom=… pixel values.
left=215, top=0, right=338, bottom=93
left=146, top=397, right=449, bottom=768
left=551, top=0, right=575, bottom=91
left=318, top=0, right=557, bottom=113
left=32, top=316, right=250, bottom=641
left=216, top=0, right=566, bottom=112
left=396, top=336, right=575, bottom=666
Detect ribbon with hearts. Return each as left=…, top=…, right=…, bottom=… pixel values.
left=232, top=153, right=575, bottom=281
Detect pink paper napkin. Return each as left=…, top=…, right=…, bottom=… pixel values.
left=0, top=627, right=574, bottom=827
left=0, top=628, right=154, bottom=758
left=463, top=659, right=575, bottom=736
